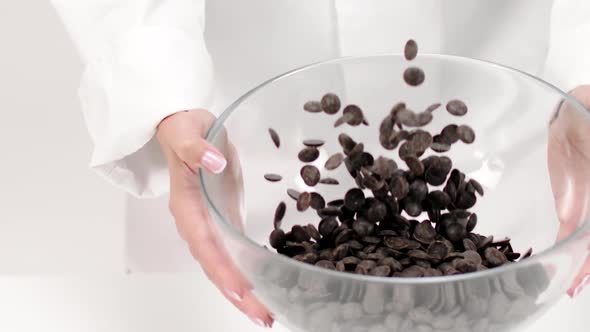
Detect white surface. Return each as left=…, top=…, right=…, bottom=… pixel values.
left=0, top=274, right=283, bottom=332
left=0, top=273, right=587, bottom=332
left=0, top=1, right=125, bottom=273
left=0, top=2, right=589, bottom=332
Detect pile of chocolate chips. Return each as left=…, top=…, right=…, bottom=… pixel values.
left=264, top=40, right=532, bottom=278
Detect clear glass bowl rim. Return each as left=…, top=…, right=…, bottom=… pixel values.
left=201, top=53, right=590, bottom=284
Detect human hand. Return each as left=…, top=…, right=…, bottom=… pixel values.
left=157, top=109, right=273, bottom=327
left=548, top=85, right=590, bottom=297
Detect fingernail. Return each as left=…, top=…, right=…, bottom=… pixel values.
left=201, top=149, right=227, bottom=174
left=572, top=274, right=590, bottom=298
left=251, top=317, right=267, bottom=328
left=224, top=288, right=243, bottom=302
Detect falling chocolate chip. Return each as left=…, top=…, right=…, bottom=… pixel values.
left=306, top=223, right=322, bottom=241
left=303, top=101, right=322, bottom=113
left=268, top=128, right=280, bottom=148
left=297, top=192, right=311, bottom=212
left=404, top=67, right=425, bottom=86
left=404, top=156, right=425, bottom=176
left=264, top=173, right=282, bottom=182
left=321, top=93, right=341, bottom=114
left=287, top=189, right=300, bottom=201
left=342, top=104, right=365, bottom=126
left=303, top=139, right=325, bottom=147
left=338, top=133, right=357, bottom=154
left=446, top=100, right=468, bottom=116
left=344, top=188, right=366, bottom=211
left=469, top=179, right=485, bottom=196
left=404, top=39, right=418, bottom=61
left=457, top=125, right=476, bottom=144
left=274, top=202, right=286, bottom=229
left=301, top=165, right=321, bottom=186
left=319, top=177, right=340, bottom=185
left=325, top=153, right=344, bottom=170
left=269, top=229, right=286, bottom=249
left=424, top=103, right=442, bottom=113
left=310, top=192, right=326, bottom=210
left=298, top=147, right=320, bottom=163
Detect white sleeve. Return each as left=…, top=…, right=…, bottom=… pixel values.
left=543, top=0, right=590, bottom=92
left=51, top=0, right=214, bottom=197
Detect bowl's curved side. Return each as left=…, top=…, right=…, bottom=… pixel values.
left=200, top=54, right=590, bottom=331
left=203, top=53, right=590, bottom=285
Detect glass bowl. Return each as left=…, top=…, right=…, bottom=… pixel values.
left=201, top=54, right=590, bottom=332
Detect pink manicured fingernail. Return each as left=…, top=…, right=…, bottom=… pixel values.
left=201, top=149, right=227, bottom=174
left=571, top=274, right=590, bottom=298
left=224, top=288, right=243, bottom=302
left=251, top=317, right=267, bottom=328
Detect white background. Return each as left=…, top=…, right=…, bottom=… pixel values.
left=0, top=2, right=588, bottom=331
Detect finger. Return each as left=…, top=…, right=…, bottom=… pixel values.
left=567, top=254, right=590, bottom=298
left=561, top=165, right=590, bottom=227
left=170, top=183, right=272, bottom=326
left=548, top=128, right=569, bottom=223
left=157, top=109, right=227, bottom=174
left=552, top=86, right=590, bottom=297
left=241, top=291, right=275, bottom=328
left=553, top=177, right=590, bottom=234
left=549, top=106, right=590, bottom=227
left=187, top=240, right=274, bottom=327
left=181, top=209, right=274, bottom=327
left=173, top=136, right=227, bottom=175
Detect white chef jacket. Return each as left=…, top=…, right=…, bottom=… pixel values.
left=52, top=0, right=590, bottom=272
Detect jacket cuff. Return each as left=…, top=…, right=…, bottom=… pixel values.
left=78, top=26, right=213, bottom=197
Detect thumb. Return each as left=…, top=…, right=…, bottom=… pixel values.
left=156, top=109, right=227, bottom=174
left=173, top=137, right=227, bottom=174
